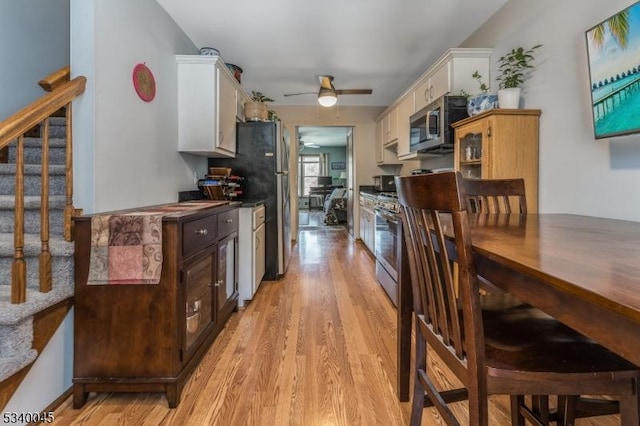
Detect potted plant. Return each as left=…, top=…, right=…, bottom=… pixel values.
left=496, top=44, right=542, bottom=108
left=244, top=91, right=274, bottom=121
left=464, top=71, right=498, bottom=116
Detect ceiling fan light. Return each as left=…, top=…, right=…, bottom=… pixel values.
left=317, top=87, right=338, bottom=107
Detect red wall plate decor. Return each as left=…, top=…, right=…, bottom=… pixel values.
left=132, top=63, right=156, bottom=102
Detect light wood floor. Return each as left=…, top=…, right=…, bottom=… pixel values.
left=53, top=229, right=622, bottom=425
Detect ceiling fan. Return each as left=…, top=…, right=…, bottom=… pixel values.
left=298, top=137, right=319, bottom=153
left=284, top=75, right=372, bottom=107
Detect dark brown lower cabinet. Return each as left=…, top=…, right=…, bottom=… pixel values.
left=72, top=202, right=239, bottom=408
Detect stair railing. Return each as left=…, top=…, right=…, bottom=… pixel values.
left=0, top=67, right=85, bottom=303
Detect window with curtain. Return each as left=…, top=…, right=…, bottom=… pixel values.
left=298, top=153, right=329, bottom=196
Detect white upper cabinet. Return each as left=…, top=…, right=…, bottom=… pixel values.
left=376, top=118, right=401, bottom=165
left=415, top=60, right=451, bottom=111
left=382, top=107, right=398, bottom=145
left=396, top=95, right=415, bottom=159
left=414, top=48, right=492, bottom=112
left=176, top=55, right=248, bottom=157
left=376, top=48, right=493, bottom=163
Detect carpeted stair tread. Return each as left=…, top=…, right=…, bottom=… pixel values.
left=0, top=349, right=37, bottom=383
left=0, top=233, right=73, bottom=257
left=0, top=196, right=66, bottom=234
left=0, top=165, right=66, bottom=196
left=0, top=250, right=73, bottom=289
left=0, top=195, right=66, bottom=209
left=46, top=116, right=66, bottom=126
left=7, top=137, right=67, bottom=148
left=0, top=164, right=66, bottom=175
left=0, top=286, right=73, bottom=327
left=0, top=318, right=33, bottom=354
left=7, top=138, right=68, bottom=164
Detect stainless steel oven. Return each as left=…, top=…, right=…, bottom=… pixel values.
left=374, top=193, right=401, bottom=306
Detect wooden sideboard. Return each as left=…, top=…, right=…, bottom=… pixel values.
left=72, top=201, right=239, bottom=408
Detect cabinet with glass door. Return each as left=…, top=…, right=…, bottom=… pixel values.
left=452, top=109, right=541, bottom=212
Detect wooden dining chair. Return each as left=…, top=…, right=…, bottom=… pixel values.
left=464, top=175, right=623, bottom=422
left=462, top=177, right=527, bottom=214
left=396, top=171, right=640, bottom=426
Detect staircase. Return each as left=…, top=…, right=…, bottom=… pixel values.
left=0, top=116, right=74, bottom=382
left=0, top=68, right=86, bottom=407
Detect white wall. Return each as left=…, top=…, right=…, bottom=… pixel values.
left=71, top=0, right=206, bottom=214
left=0, top=0, right=69, bottom=121
left=461, top=0, right=640, bottom=221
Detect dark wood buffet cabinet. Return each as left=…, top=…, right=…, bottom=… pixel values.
left=72, top=201, right=239, bottom=408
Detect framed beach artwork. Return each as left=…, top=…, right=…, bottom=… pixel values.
left=586, top=1, right=640, bottom=138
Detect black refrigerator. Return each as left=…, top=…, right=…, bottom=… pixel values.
left=209, top=121, right=291, bottom=280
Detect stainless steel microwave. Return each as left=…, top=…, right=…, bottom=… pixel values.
left=409, top=95, right=468, bottom=154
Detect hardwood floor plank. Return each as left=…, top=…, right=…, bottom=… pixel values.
left=53, top=228, right=623, bottom=425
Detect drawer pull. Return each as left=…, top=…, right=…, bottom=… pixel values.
left=224, top=219, right=233, bottom=223
left=195, top=228, right=208, bottom=235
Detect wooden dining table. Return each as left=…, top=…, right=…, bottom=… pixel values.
left=396, top=213, right=640, bottom=401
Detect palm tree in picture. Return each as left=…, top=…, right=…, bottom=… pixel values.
left=590, top=9, right=630, bottom=50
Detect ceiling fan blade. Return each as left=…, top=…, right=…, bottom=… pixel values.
left=283, top=92, right=316, bottom=97
left=335, top=89, right=373, bottom=95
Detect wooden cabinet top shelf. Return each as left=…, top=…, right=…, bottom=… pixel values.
left=452, top=108, right=542, bottom=128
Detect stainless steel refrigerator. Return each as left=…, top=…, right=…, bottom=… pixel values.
left=209, top=121, right=291, bottom=280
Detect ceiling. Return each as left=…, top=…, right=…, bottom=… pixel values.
left=298, top=126, right=351, bottom=148
left=157, top=0, right=508, bottom=109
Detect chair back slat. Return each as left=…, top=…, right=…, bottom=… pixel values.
left=462, top=178, right=527, bottom=214
left=397, top=172, right=485, bottom=366
left=404, top=208, right=437, bottom=331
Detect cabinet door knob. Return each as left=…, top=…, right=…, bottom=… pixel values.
left=225, top=219, right=233, bottom=223
left=195, top=228, right=208, bottom=235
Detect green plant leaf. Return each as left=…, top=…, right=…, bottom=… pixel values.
left=496, top=44, right=542, bottom=90
left=250, top=90, right=274, bottom=103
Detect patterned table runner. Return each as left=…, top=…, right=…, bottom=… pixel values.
left=87, top=202, right=222, bottom=285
